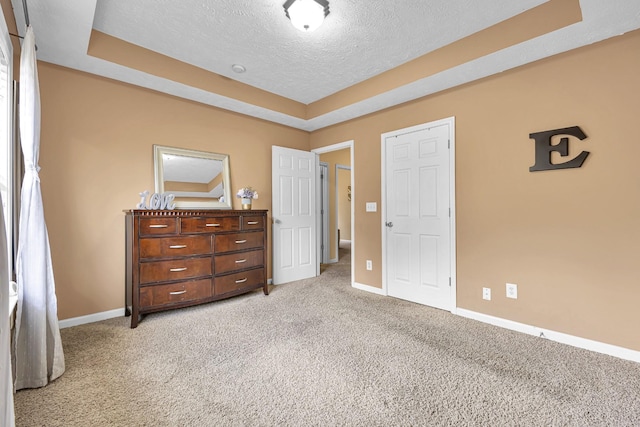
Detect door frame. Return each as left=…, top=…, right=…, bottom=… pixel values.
left=312, top=140, right=354, bottom=284
left=380, top=117, right=457, bottom=313
left=319, top=161, right=330, bottom=264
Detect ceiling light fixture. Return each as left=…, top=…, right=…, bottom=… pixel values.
left=231, top=64, right=246, bottom=73
left=283, top=0, right=330, bottom=32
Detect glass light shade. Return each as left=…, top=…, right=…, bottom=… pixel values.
left=287, top=0, right=325, bottom=32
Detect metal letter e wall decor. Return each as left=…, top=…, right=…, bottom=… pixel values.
left=529, top=126, right=589, bottom=172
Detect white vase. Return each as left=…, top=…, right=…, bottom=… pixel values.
left=241, top=198, right=252, bottom=210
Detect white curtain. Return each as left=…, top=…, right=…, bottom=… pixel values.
left=0, top=193, right=15, bottom=425
left=13, top=26, right=65, bottom=390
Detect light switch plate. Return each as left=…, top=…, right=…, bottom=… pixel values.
left=366, top=202, right=377, bottom=212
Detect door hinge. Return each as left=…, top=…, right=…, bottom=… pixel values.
left=448, top=208, right=451, bottom=217
left=448, top=140, right=450, bottom=149
left=449, top=277, right=451, bottom=287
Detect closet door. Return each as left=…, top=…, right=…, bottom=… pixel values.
left=383, top=118, right=454, bottom=311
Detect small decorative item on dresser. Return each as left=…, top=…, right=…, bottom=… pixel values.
left=136, top=190, right=176, bottom=210
left=237, top=186, right=258, bottom=210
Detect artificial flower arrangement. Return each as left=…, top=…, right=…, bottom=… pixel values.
left=236, top=187, right=259, bottom=200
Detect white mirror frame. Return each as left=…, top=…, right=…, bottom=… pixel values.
left=153, top=145, right=232, bottom=209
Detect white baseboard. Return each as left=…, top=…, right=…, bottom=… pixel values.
left=59, top=308, right=124, bottom=329
left=457, top=308, right=640, bottom=364
left=352, top=281, right=386, bottom=296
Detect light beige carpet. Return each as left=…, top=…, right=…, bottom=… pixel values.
left=14, top=248, right=640, bottom=426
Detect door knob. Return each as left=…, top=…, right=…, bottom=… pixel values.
left=385, top=221, right=393, bottom=228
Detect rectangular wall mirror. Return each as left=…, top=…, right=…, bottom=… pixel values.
left=153, top=145, right=232, bottom=209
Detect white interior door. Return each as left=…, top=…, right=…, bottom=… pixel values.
left=384, top=119, right=453, bottom=310
left=272, top=146, right=317, bottom=285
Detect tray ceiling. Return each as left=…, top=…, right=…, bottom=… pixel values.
left=9, top=0, right=640, bottom=131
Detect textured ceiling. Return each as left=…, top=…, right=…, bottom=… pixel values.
left=91, top=0, right=547, bottom=104
left=8, top=0, right=640, bottom=131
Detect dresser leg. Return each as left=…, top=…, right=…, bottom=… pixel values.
left=263, top=283, right=269, bottom=295
left=130, top=309, right=140, bottom=328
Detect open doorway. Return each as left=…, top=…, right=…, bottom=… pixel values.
left=336, top=164, right=351, bottom=256
left=313, top=142, right=354, bottom=281
left=319, top=162, right=329, bottom=264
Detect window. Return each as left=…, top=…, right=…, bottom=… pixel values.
left=0, top=11, right=16, bottom=309
left=0, top=46, right=11, bottom=248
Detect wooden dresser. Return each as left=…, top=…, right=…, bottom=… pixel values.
left=125, top=209, right=268, bottom=328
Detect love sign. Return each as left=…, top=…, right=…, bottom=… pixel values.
left=136, top=190, right=176, bottom=210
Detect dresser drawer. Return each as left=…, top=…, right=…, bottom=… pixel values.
left=214, top=268, right=265, bottom=296
left=139, top=257, right=212, bottom=284
left=139, top=217, right=178, bottom=236
left=242, top=216, right=264, bottom=230
left=139, top=236, right=211, bottom=260
left=215, top=249, right=264, bottom=274
left=139, top=279, right=212, bottom=309
left=181, top=216, right=240, bottom=234
left=215, top=231, right=264, bottom=254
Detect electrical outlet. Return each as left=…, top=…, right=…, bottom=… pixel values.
left=366, top=260, right=373, bottom=270
left=482, top=287, right=491, bottom=301
left=506, top=283, right=518, bottom=299
left=366, top=202, right=377, bottom=212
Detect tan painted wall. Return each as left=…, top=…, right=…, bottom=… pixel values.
left=38, top=63, right=309, bottom=320
left=310, top=30, right=640, bottom=351
left=33, top=23, right=640, bottom=352
left=319, top=148, right=350, bottom=261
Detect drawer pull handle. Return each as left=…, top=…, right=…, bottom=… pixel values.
left=169, top=290, right=187, bottom=295
left=235, top=278, right=248, bottom=284
left=169, top=245, right=187, bottom=249
left=169, top=267, right=187, bottom=272
left=206, top=223, right=221, bottom=227
left=235, top=259, right=247, bottom=264
left=149, top=224, right=169, bottom=228
left=247, top=221, right=259, bottom=225
left=235, top=240, right=247, bottom=244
